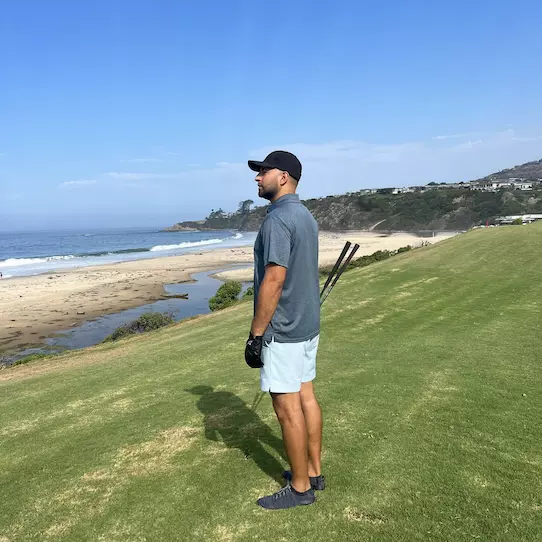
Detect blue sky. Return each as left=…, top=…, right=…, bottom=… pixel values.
left=1, top=0, right=541, bottom=231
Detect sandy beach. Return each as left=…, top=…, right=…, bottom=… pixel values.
left=0, top=231, right=457, bottom=355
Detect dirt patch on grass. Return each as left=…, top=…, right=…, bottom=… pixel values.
left=398, top=277, right=439, bottom=290
left=359, top=314, right=385, bottom=327
left=96, top=521, right=148, bottom=542
left=44, top=521, right=73, bottom=538
left=213, top=523, right=250, bottom=541
left=344, top=507, right=386, bottom=525
left=113, top=426, right=198, bottom=476
left=470, top=474, right=490, bottom=488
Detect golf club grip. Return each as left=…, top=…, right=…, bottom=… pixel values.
left=320, top=241, right=351, bottom=297
left=320, top=244, right=360, bottom=305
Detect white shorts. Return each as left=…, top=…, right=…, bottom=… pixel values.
left=260, top=335, right=320, bottom=393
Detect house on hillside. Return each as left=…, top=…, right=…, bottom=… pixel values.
left=513, top=182, right=533, bottom=190
left=470, top=180, right=519, bottom=191
left=496, top=214, right=542, bottom=224
left=470, top=182, right=492, bottom=191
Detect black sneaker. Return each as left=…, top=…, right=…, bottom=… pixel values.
left=283, top=470, right=326, bottom=491
left=257, top=484, right=315, bottom=510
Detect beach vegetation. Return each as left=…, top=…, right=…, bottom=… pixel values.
left=103, top=312, right=175, bottom=342
left=209, top=281, right=243, bottom=311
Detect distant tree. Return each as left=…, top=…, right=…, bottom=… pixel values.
left=512, top=218, right=523, bottom=225
left=237, top=199, right=254, bottom=215
left=206, top=208, right=226, bottom=220
left=427, top=181, right=439, bottom=186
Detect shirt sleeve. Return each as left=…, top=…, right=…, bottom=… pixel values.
left=261, top=216, right=291, bottom=268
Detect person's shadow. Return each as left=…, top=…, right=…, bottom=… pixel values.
left=186, top=385, right=286, bottom=483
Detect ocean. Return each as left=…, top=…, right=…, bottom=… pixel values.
left=0, top=227, right=257, bottom=278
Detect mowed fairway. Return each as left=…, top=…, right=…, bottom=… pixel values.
left=1, top=224, right=541, bottom=541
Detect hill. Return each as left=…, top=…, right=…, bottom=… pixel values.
left=1, top=223, right=541, bottom=541
left=476, top=158, right=542, bottom=182
left=166, top=186, right=542, bottom=232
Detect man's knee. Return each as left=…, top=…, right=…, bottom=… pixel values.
left=300, top=382, right=318, bottom=407
left=271, top=392, right=302, bottom=425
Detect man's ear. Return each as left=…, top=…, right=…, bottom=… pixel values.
left=279, top=170, right=289, bottom=186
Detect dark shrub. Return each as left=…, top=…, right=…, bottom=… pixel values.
left=242, top=286, right=254, bottom=298
left=103, top=312, right=174, bottom=342
left=209, top=281, right=242, bottom=311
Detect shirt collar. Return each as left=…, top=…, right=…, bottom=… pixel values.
left=267, top=193, right=300, bottom=213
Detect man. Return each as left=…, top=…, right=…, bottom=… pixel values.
left=244, top=151, right=325, bottom=510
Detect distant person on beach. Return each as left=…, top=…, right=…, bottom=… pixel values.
left=244, top=151, right=325, bottom=509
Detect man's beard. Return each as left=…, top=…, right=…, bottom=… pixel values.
left=259, top=186, right=277, bottom=201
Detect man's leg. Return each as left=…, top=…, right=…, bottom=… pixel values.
left=300, top=381, right=322, bottom=478
left=271, top=392, right=311, bottom=493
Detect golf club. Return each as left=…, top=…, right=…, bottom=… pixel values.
left=320, top=241, right=351, bottom=298
left=320, top=242, right=360, bottom=306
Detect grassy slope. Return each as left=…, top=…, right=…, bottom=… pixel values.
left=1, top=225, right=541, bottom=542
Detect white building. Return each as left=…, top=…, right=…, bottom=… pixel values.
left=513, top=182, right=533, bottom=191
left=496, top=214, right=542, bottom=224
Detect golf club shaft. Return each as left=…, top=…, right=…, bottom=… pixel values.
left=320, top=241, right=351, bottom=297
left=320, top=243, right=360, bottom=306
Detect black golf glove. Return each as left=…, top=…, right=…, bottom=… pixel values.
left=245, top=333, right=264, bottom=368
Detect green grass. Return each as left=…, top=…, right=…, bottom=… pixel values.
left=1, top=224, right=541, bottom=541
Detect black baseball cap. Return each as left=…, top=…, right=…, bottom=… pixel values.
left=248, top=150, right=302, bottom=181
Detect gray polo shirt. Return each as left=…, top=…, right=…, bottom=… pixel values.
left=253, top=193, right=320, bottom=343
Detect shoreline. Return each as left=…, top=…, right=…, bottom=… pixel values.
left=0, top=246, right=254, bottom=356
left=0, top=231, right=458, bottom=355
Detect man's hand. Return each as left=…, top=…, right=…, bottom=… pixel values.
left=245, top=333, right=264, bottom=368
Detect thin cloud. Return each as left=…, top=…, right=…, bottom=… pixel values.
left=105, top=172, right=172, bottom=181
left=121, top=158, right=163, bottom=163
left=450, top=139, right=484, bottom=151
left=59, top=179, right=97, bottom=188
left=216, top=161, right=241, bottom=168
left=434, top=133, right=472, bottom=140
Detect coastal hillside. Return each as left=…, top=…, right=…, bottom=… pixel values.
left=166, top=186, right=542, bottom=232
left=165, top=159, right=542, bottom=232
left=475, top=158, right=542, bottom=182
left=1, top=223, right=541, bottom=541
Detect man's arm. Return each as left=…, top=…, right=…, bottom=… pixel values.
left=250, top=263, right=287, bottom=337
